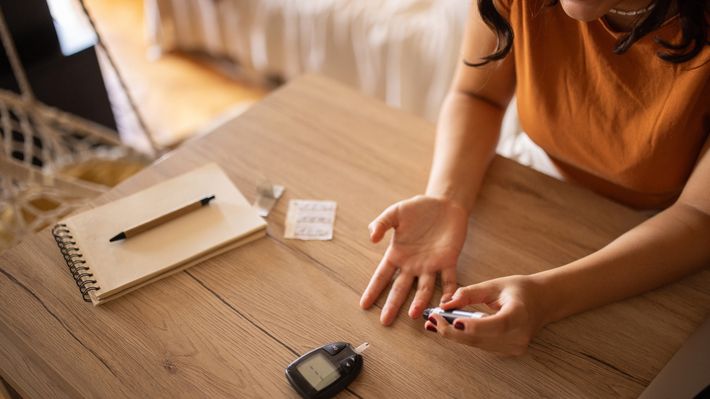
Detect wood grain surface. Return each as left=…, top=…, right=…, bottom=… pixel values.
left=1, top=74, right=708, bottom=398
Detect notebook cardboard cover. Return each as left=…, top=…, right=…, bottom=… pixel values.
left=58, top=163, right=267, bottom=305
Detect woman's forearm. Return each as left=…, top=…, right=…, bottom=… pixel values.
left=426, top=91, right=506, bottom=213
left=534, top=202, right=710, bottom=325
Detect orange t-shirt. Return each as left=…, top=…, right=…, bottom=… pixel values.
left=499, top=0, right=709, bottom=209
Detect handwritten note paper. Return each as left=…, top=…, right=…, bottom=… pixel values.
left=284, top=200, right=336, bottom=240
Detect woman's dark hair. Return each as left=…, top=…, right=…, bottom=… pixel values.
left=465, top=0, right=709, bottom=66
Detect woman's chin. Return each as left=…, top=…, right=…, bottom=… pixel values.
left=559, top=0, right=607, bottom=21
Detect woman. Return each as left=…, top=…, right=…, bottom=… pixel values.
left=359, top=0, right=709, bottom=355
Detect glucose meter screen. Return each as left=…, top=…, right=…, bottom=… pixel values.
left=297, top=353, right=341, bottom=391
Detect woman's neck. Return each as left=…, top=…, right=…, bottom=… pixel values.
left=604, top=0, right=676, bottom=32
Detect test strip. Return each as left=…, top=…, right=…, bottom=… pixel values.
left=353, top=342, right=370, bottom=355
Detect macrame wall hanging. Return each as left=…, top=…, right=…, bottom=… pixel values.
left=0, top=1, right=158, bottom=252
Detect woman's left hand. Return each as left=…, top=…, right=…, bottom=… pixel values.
left=424, top=275, right=549, bottom=356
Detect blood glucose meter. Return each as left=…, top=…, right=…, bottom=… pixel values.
left=285, top=341, right=369, bottom=399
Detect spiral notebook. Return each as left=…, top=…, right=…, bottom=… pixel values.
left=52, top=163, right=267, bottom=305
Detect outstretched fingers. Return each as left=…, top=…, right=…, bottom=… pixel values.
left=408, top=273, right=436, bottom=319
left=381, top=272, right=415, bottom=326
left=439, top=266, right=458, bottom=304
left=360, top=255, right=397, bottom=309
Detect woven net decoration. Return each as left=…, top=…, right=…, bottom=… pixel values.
left=0, top=4, right=156, bottom=252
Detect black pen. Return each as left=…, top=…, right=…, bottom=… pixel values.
left=109, top=195, right=216, bottom=242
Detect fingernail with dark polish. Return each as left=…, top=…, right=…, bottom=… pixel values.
left=428, top=317, right=437, bottom=326
left=426, top=325, right=437, bottom=333
left=454, top=322, right=464, bottom=330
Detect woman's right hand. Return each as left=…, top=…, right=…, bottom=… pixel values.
left=359, top=195, right=469, bottom=325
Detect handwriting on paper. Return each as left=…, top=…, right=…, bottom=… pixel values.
left=284, top=200, right=336, bottom=240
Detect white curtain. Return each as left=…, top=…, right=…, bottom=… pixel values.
left=146, top=0, right=469, bottom=122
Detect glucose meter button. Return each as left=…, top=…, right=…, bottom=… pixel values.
left=341, top=355, right=357, bottom=370
left=325, top=343, right=346, bottom=355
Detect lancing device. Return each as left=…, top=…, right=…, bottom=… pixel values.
left=422, top=307, right=487, bottom=324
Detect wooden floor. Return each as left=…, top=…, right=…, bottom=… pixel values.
left=84, top=0, right=266, bottom=150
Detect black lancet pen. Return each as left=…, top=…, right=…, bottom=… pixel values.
left=109, top=195, right=216, bottom=242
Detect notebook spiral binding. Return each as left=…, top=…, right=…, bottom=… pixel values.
left=52, top=224, right=100, bottom=302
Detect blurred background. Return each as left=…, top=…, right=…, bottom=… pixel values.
left=142, top=0, right=469, bottom=133
left=71, top=0, right=469, bottom=150
left=0, top=0, right=480, bottom=252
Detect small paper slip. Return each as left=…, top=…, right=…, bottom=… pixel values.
left=284, top=200, right=337, bottom=240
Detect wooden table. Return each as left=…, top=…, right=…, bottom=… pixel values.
left=1, top=75, right=708, bottom=398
